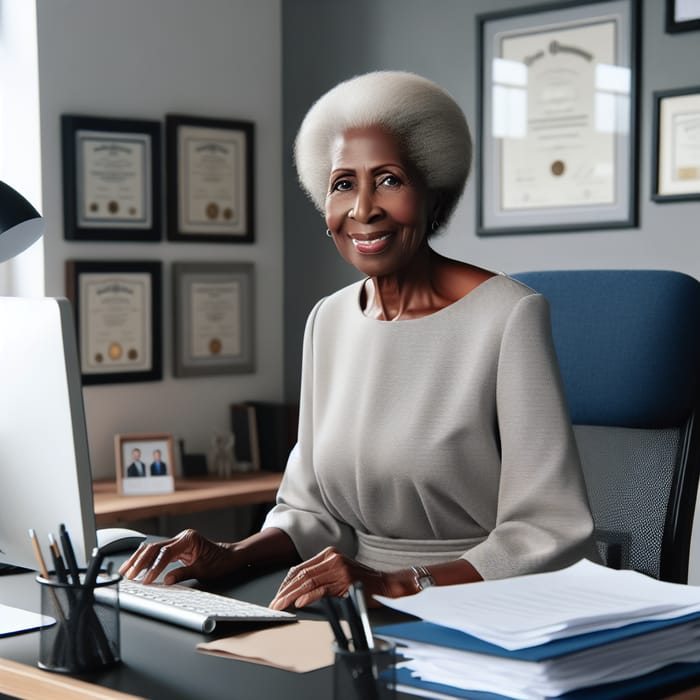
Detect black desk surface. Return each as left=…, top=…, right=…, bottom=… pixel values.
left=5, top=561, right=700, bottom=700
left=0, top=559, right=413, bottom=700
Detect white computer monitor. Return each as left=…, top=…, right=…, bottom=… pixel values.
left=0, top=296, right=97, bottom=570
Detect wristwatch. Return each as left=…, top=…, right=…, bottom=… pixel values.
left=411, top=565, right=436, bottom=592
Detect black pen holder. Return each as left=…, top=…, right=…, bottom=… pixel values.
left=333, top=638, right=396, bottom=700
left=36, top=570, right=121, bottom=674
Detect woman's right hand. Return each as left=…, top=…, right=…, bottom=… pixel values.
left=118, top=529, right=236, bottom=585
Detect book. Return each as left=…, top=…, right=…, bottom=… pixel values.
left=230, top=403, right=261, bottom=471
left=231, top=401, right=298, bottom=472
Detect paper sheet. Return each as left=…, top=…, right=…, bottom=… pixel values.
left=375, top=559, right=700, bottom=649
left=0, top=603, right=53, bottom=637
left=197, top=619, right=339, bottom=673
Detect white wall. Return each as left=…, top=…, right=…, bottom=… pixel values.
left=0, top=0, right=44, bottom=297
left=35, top=0, right=283, bottom=479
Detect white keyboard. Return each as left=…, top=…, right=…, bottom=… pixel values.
left=96, top=578, right=296, bottom=633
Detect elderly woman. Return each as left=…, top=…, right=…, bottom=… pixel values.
left=121, top=71, right=596, bottom=609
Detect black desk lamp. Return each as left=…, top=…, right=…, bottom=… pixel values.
left=0, top=180, right=44, bottom=263
left=0, top=180, right=45, bottom=574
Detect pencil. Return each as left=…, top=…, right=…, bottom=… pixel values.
left=28, top=528, right=50, bottom=578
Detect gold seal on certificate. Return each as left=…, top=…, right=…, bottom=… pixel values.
left=189, top=281, right=242, bottom=360
left=77, top=131, right=152, bottom=229
left=551, top=160, right=566, bottom=177
left=78, top=273, right=152, bottom=376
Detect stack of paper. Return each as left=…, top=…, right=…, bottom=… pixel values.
left=374, top=559, right=700, bottom=699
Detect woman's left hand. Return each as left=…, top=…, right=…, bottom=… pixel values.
left=269, top=546, right=403, bottom=610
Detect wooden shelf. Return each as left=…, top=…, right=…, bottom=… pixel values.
left=92, top=471, right=282, bottom=526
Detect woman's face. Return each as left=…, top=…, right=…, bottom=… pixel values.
left=324, top=126, right=431, bottom=278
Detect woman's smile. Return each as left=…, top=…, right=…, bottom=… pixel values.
left=350, top=231, right=394, bottom=254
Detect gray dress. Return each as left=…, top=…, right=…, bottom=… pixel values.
left=263, top=274, right=597, bottom=579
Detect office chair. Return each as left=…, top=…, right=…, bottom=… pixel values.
left=512, top=270, right=700, bottom=583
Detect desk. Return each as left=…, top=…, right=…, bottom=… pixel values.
left=93, top=472, right=282, bottom=527
left=2, top=565, right=700, bottom=700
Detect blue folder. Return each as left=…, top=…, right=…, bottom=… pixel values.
left=377, top=611, right=700, bottom=661
left=376, top=613, right=700, bottom=699
left=393, top=663, right=700, bottom=700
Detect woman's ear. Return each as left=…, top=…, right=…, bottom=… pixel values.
left=428, top=192, right=446, bottom=230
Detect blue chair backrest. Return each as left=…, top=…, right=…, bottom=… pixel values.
left=512, top=270, right=700, bottom=429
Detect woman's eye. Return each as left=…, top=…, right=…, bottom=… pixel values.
left=380, top=174, right=401, bottom=187
left=332, top=179, right=352, bottom=192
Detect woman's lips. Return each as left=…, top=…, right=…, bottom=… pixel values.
left=351, top=232, right=393, bottom=254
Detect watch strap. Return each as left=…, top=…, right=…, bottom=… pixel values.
left=411, top=565, right=435, bottom=592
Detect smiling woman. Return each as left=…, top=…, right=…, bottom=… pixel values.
left=120, top=71, right=598, bottom=612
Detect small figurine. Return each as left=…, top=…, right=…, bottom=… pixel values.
left=208, top=431, right=237, bottom=478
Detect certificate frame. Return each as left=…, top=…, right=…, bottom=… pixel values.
left=172, top=261, right=255, bottom=377
left=166, top=114, right=255, bottom=243
left=115, top=432, right=175, bottom=496
left=666, top=0, right=700, bottom=33
left=477, top=0, right=639, bottom=235
left=65, top=260, right=162, bottom=385
left=652, top=86, right=700, bottom=202
left=61, top=115, right=162, bottom=241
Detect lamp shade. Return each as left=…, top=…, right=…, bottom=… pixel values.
left=0, top=180, right=44, bottom=263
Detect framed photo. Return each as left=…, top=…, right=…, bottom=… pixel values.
left=115, top=433, right=175, bottom=496
left=61, top=115, right=161, bottom=241
left=477, top=0, right=639, bottom=235
left=666, top=0, right=700, bottom=32
left=172, top=261, right=255, bottom=377
left=652, top=87, right=700, bottom=202
left=65, top=260, right=162, bottom=385
left=166, top=114, right=255, bottom=243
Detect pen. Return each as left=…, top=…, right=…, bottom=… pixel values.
left=349, top=581, right=375, bottom=651
left=340, top=592, right=367, bottom=651
left=321, top=596, right=349, bottom=650
left=83, top=547, right=104, bottom=590
left=48, top=533, right=69, bottom=584
left=59, top=523, right=81, bottom=585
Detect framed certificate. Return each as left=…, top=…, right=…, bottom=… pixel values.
left=166, top=115, right=255, bottom=243
left=652, top=86, right=700, bottom=202
left=477, top=0, right=639, bottom=235
left=61, top=115, right=161, bottom=241
left=666, top=0, right=700, bottom=32
left=172, top=261, right=255, bottom=377
left=66, top=260, right=162, bottom=385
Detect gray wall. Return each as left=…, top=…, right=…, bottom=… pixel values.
left=35, top=0, right=283, bottom=480
left=282, top=0, right=700, bottom=401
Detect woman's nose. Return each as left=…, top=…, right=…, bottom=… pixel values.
left=349, top=185, right=382, bottom=223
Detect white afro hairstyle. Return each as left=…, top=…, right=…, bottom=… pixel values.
left=294, top=71, right=472, bottom=228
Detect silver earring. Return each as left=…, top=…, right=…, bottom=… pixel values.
left=431, top=220, right=440, bottom=232
left=325, top=229, right=333, bottom=238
